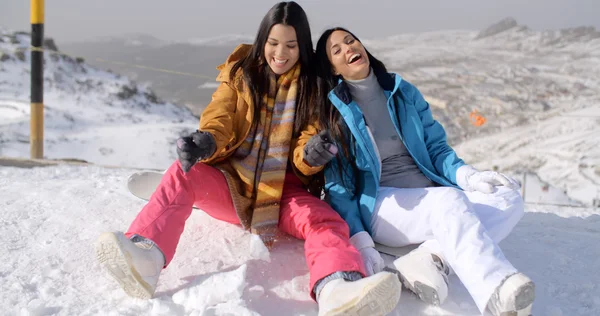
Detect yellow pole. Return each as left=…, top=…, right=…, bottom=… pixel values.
left=30, top=0, right=44, bottom=159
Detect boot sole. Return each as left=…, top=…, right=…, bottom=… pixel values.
left=394, top=265, right=446, bottom=306
left=392, top=254, right=448, bottom=306
left=321, top=272, right=402, bottom=316
left=96, top=232, right=154, bottom=299
left=401, top=275, right=440, bottom=306
left=498, top=281, right=535, bottom=316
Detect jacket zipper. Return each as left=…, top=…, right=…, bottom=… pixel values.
left=386, top=93, right=436, bottom=183
left=365, top=126, right=382, bottom=181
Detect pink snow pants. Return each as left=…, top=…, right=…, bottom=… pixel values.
left=125, top=160, right=366, bottom=296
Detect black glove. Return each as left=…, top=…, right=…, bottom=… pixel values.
left=303, top=130, right=338, bottom=167
left=176, top=131, right=216, bottom=173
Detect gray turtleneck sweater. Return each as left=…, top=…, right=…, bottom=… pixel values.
left=345, top=70, right=436, bottom=188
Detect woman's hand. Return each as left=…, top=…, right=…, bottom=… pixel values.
left=176, top=131, right=216, bottom=172
left=303, top=130, right=338, bottom=167
left=350, top=231, right=385, bottom=276
left=457, top=166, right=520, bottom=194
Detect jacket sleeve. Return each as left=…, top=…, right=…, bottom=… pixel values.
left=327, top=189, right=365, bottom=237
left=324, top=158, right=366, bottom=237
left=292, top=121, right=326, bottom=176
left=198, top=82, right=238, bottom=162
left=410, top=83, right=466, bottom=184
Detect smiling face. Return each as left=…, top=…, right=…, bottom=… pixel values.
left=325, top=30, right=370, bottom=80
left=263, top=23, right=300, bottom=75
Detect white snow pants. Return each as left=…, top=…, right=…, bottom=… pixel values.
left=371, top=186, right=525, bottom=313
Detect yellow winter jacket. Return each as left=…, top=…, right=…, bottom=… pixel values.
left=197, top=44, right=323, bottom=229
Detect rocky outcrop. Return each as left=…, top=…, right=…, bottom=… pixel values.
left=476, top=17, right=520, bottom=39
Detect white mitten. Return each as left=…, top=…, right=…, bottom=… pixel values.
left=456, top=165, right=520, bottom=194
left=350, top=231, right=385, bottom=276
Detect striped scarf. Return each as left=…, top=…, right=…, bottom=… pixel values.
left=230, top=64, right=300, bottom=243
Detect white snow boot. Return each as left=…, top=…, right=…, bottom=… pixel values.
left=392, top=247, right=450, bottom=306
left=95, top=232, right=165, bottom=299
left=487, top=272, right=535, bottom=316
left=317, top=271, right=402, bottom=316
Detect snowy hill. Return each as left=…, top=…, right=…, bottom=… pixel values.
left=0, top=29, right=199, bottom=170
left=78, top=33, right=254, bottom=48
left=365, top=19, right=600, bottom=146
left=76, top=33, right=168, bottom=48
left=186, top=34, right=255, bottom=46
left=455, top=105, right=600, bottom=206
left=60, top=34, right=238, bottom=116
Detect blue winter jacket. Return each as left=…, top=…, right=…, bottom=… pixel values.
left=324, top=71, right=467, bottom=237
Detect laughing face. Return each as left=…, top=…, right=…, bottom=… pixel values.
left=325, top=30, right=370, bottom=80
left=263, top=24, right=300, bottom=75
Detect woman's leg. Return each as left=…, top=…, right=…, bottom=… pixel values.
left=464, top=186, right=524, bottom=242
left=96, top=160, right=239, bottom=299
left=371, top=186, right=518, bottom=313
left=125, top=160, right=239, bottom=266
left=419, top=186, right=524, bottom=258
left=277, top=172, right=365, bottom=295
left=278, top=172, right=401, bottom=316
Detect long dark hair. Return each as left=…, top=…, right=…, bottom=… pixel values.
left=315, top=27, right=389, bottom=194
left=229, top=1, right=319, bottom=137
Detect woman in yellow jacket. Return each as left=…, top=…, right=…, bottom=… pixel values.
left=95, top=2, right=401, bottom=315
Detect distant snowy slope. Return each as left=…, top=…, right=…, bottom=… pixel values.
left=0, top=29, right=198, bottom=170
left=365, top=20, right=600, bottom=145
left=455, top=105, right=600, bottom=206
left=186, top=34, right=255, bottom=46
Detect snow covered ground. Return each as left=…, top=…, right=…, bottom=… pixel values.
left=1, top=164, right=599, bottom=316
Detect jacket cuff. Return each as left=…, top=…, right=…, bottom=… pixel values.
left=294, top=148, right=324, bottom=175
left=197, top=130, right=222, bottom=162
left=349, top=231, right=375, bottom=250
left=456, top=165, right=478, bottom=191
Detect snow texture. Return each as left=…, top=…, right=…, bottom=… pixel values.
left=0, top=165, right=599, bottom=315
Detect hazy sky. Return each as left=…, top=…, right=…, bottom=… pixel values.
left=1, top=0, right=598, bottom=43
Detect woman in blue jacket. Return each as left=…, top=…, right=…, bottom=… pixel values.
left=303, top=27, right=535, bottom=316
